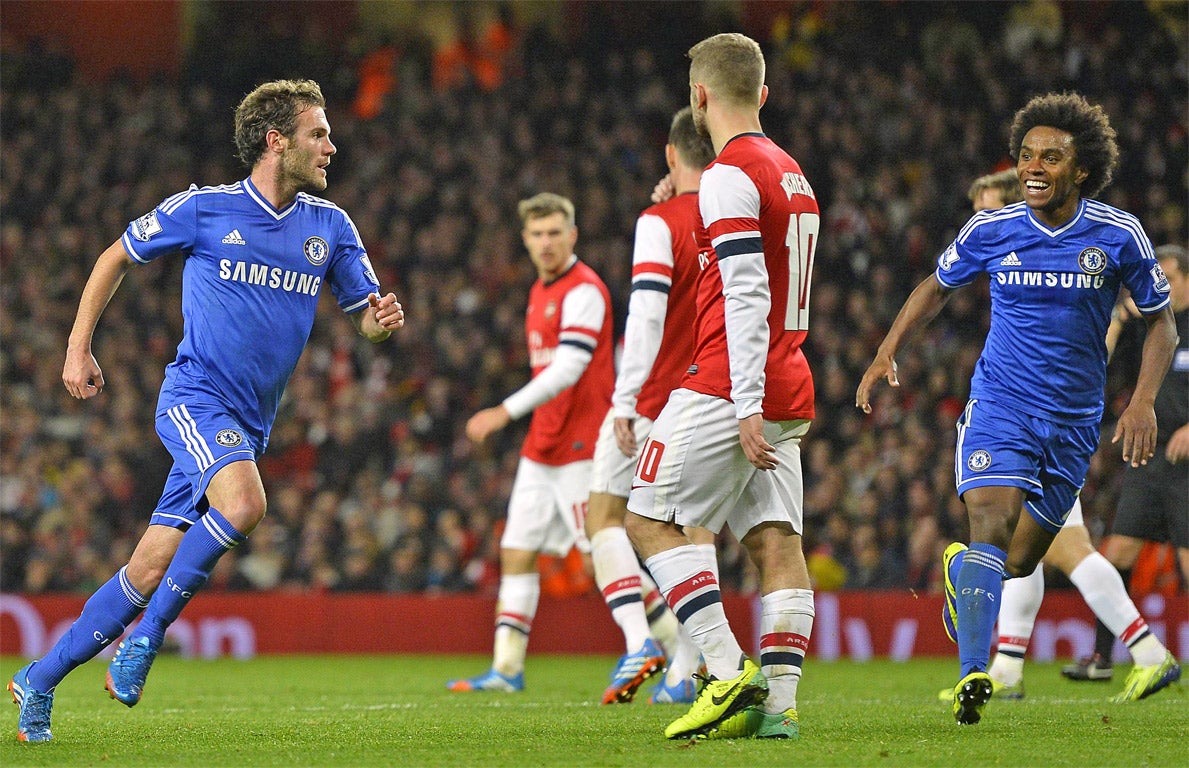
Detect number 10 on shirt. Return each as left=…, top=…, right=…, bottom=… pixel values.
left=785, top=212, right=819, bottom=332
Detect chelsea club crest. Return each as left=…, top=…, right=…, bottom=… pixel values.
left=1077, top=247, right=1107, bottom=275
left=303, top=236, right=329, bottom=266
left=215, top=429, right=243, bottom=448
left=967, top=450, right=992, bottom=472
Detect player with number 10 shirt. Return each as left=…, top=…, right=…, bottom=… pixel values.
left=682, top=134, right=818, bottom=422
left=626, top=30, right=821, bottom=742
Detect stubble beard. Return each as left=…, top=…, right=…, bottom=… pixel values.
left=280, top=150, right=327, bottom=195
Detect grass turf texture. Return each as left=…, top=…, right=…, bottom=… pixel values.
left=2, top=654, right=1185, bottom=767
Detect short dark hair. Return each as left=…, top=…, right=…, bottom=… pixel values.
left=1008, top=92, right=1118, bottom=198
left=234, top=79, right=326, bottom=169
left=669, top=107, right=715, bottom=169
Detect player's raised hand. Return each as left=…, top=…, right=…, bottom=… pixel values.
left=62, top=347, right=104, bottom=400
left=855, top=355, right=898, bottom=414
left=369, top=292, right=405, bottom=331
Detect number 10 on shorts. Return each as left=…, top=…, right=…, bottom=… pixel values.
left=635, top=438, right=665, bottom=484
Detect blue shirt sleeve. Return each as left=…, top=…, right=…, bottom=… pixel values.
left=325, top=208, right=381, bottom=314
left=1118, top=228, right=1172, bottom=314
left=935, top=211, right=998, bottom=288
left=121, top=186, right=199, bottom=264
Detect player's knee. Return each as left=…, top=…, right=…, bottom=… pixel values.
left=624, top=512, right=662, bottom=553
left=126, top=557, right=169, bottom=594
left=1100, top=534, right=1141, bottom=568
left=219, top=494, right=267, bottom=535
left=740, top=521, right=796, bottom=561
left=1005, top=536, right=1049, bottom=578
left=585, top=493, right=625, bottom=536
left=623, top=512, right=645, bottom=546
left=1002, top=556, right=1035, bottom=579
left=1043, top=536, right=1092, bottom=575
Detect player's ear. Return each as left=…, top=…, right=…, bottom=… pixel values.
left=265, top=128, right=288, bottom=155
left=758, top=84, right=769, bottom=109
left=665, top=143, right=677, bottom=171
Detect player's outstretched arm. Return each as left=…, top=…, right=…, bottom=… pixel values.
left=63, top=239, right=133, bottom=400
left=466, top=406, right=511, bottom=443
left=351, top=292, right=405, bottom=343
left=856, top=273, right=953, bottom=414
left=1112, top=305, right=1178, bottom=467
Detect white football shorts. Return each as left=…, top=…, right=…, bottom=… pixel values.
left=501, top=456, right=593, bottom=556
left=1063, top=496, right=1084, bottom=527
left=626, top=388, right=810, bottom=538
left=588, top=408, right=655, bottom=498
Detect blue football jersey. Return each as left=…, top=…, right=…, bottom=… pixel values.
left=935, top=199, right=1170, bottom=424
left=122, top=177, right=380, bottom=444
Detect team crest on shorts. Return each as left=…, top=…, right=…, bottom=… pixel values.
left=1077, top=247, right=1107, bottom=275
left=303, top=236, right=329, bottom=266
left=967, top=450, right=992, bottom=472
left=215, top=429, right=244, bottom=448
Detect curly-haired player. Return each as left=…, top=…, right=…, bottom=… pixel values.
left=857, top=92, right=1180, bottom=724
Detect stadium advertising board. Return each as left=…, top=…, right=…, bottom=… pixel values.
left=2, top=591, right=1184, bottom=661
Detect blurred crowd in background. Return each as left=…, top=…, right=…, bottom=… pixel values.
left=2, top=1, right=1186, bottom=598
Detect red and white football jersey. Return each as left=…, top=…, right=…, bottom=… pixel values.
left=682, top=133, right=818, bottom=421
left=614, top=192, right=706, bottom=421
left=522, top=260, right=614, bottom=464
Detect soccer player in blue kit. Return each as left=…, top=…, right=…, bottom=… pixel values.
left=8, top=79, right=405, bottom=743
left=856, top=92, right=1179, bottom=725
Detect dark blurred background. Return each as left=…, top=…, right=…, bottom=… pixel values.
left=1, top=0, right=1185, bottom=598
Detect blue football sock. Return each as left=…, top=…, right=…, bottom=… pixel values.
left=28, top=566, right=148, bottom=691
left=956, top=542, right=1007, bottom=678
left=132, top=508, right=246, bottom=648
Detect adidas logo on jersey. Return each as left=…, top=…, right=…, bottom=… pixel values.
left=222, top=229, right=246, bottom=245
left=1000, top=251, right=1021, bottom=266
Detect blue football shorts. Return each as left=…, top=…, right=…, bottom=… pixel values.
left=149, top=390, right=260, bottom=530
left=954, top=398, right=1099, bottom=533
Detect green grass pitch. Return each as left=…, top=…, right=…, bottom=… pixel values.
left=1, top=654, right=1185, bottom=767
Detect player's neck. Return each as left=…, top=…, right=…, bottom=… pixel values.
left=249, top=166, right=298, bottom=210
left=1030, top=196, right=1081, bottom=229
left=708, top=109, right=762, bottom=156
left=672, top=164, right=702, bottom=195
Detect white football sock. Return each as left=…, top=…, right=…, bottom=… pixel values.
left=645, top=544, right=743, bottom=680
left=1069, top=553, right=1165, bottom=666
left=591, top=527, right=651, bottom=651
left=492, top=572, right=539, bottom=677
